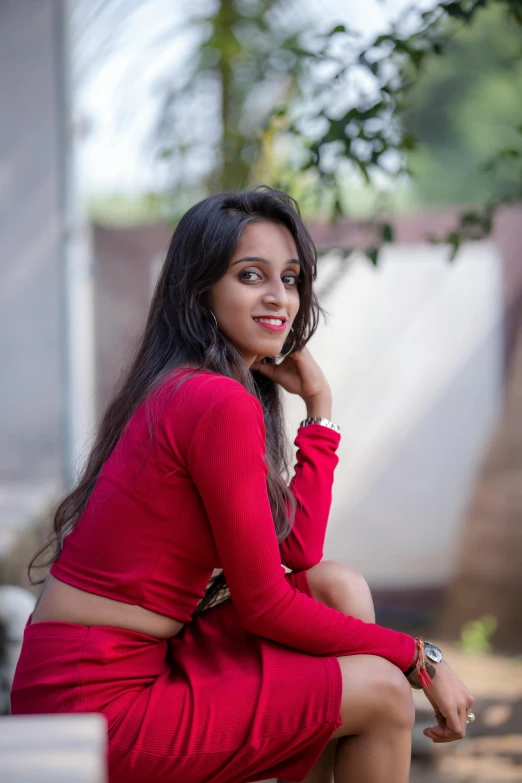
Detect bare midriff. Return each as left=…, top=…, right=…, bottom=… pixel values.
left=29, top=574, right=185, bottom=640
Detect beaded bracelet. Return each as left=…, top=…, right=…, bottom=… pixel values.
left=299, top=416, right=341, bottom=433
left=414, top=637, right=434, bottom=689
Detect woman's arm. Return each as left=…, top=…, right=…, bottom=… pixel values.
left=255, top=351, right=341, bottom=571
left=187, top=388, right=416, bottom=671
left=279, top=422, right=340, bottom=571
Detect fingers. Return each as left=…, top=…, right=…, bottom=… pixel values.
left=424, top=725, right=460, bottom=743
left=424, top=715, right=462, bottom=743
left=457, top=704, right=468, bottom=736
left=423, top=703, right=470, bottom=744
left=444, top=707, right=463, bottom=736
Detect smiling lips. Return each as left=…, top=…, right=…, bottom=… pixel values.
left=253, top=317, right=287, bottom=332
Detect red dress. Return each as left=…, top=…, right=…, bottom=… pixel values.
left=11, top=368, right=415, bottom=782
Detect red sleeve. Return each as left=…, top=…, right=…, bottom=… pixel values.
left=187, top=388, right=416, bottom=671
left=280, top=424, right=341, bottom=571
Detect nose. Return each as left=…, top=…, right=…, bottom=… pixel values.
left=263, top=277, right=290, bottom=309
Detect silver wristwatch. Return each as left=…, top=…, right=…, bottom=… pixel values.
left=424, top=641, right=443, bottom=664
left=299, top=416, right=340, bottom=433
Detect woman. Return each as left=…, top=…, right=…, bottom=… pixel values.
left=11, top=186, right=473, bottom=783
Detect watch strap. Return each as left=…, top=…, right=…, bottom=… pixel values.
left=299, top=416, right=340, bottom=433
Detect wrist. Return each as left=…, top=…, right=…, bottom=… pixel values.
left=305, top=391, right=332, bottom=419
left=405, top=643, right=419, bottom=676
left=405, top=638, right=442, bottom=690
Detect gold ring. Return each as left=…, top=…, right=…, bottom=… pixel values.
left=466, top=711, right=475, bottom=724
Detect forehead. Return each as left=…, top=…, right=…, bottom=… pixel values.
left=232, top=220, right=298, bottom=261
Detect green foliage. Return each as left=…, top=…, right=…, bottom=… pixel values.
left=460, top=614, right=498, bottom=654
left=150, top=0, right=320, bottom=193
left=404, top=3, right=522, bottom=208
left=265, top=0, right=522, bottom=260
left=85, top=0, right=522, bottom=258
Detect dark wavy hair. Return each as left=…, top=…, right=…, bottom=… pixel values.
left=29, top=185, right=327, bottom=615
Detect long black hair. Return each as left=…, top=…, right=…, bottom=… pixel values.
left=29, top=185, right=327, bottom=614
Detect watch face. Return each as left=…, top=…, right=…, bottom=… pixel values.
left=424, top=642, right=443, bottom=663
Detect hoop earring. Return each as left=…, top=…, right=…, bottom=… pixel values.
left=275, top=327, right=296, bottom=361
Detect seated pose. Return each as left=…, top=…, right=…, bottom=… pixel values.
left=11, top=186, right=474, bottom=783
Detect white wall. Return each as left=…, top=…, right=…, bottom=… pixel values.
left=0, top=1, right=64, bottom=485
left=283, top=241, right=504, bottom=589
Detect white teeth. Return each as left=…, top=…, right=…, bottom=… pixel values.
left=254, top=318, right=284, bottom=325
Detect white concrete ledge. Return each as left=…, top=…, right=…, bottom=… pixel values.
left=0, top=714, right=107, bottom=782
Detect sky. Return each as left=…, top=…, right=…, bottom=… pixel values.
left=75, top=0, right=435, bottom=195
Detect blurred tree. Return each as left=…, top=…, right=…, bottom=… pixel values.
left=265, top=0, right=522, bottom=257
left=404, top=3, right=522, bottom=208
left=77, top=0, right=522, bottom=257
left=76, top=0, right=317, bottom=217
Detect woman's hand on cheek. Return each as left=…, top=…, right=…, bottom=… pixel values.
left=255, top=346, right=331, bottom=403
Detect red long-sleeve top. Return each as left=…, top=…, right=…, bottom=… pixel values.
left=51, top=368, right=416, bottom=671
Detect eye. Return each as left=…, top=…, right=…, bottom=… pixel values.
left=239, top=270, right=262, bottom=282
left=239, top=269, right=299, bottom=286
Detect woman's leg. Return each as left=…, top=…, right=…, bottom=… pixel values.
left=301, top=560, right=377, bottom=783
left=278, top=560, right=412, bottom=783
left=330, top=653, right=414, bottom=782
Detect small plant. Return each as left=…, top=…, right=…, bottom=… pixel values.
left=459, top=615, right=498, bottom=654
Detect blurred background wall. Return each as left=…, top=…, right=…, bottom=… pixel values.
left=0, top=0, right=65, bottom=554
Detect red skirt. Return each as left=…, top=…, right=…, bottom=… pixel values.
left=11, top=570, right=343, bottom=783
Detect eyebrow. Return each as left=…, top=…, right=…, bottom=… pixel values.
left=231, top=255, right=301, bottom=269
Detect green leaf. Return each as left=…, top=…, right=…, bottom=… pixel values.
left=444, top=4, right=472, bottom=22
left=328, top=24, right=347, bottom=35
left=381, top=222, right=394, bottom=242
left=460, top=210, right=482, bottom=226
left=356, top=159, right=371, bottom=184
left=400, top=133, right=416, bottom=151
left=460, top=615, right=498, bottom=655
left=331, top=192, right=344, bottom=223
left=447, top=231, right=461, bottom=262
left=366, top=247, right=379, bottom=266
left=373, top=34, right=393, bottom=48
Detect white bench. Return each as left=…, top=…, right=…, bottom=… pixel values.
left=0, top=714, right=107, bottom=783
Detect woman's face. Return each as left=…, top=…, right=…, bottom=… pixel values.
left=207, top=220, right=301, bottom=369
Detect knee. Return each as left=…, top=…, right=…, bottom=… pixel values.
left=336, top=655, right=416, bottom=737
left=372, top=659, right=416, bottom=730
left=307, top=560, right=375, bottom=622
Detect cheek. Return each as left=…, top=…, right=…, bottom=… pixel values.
left=209, top=279, right=239, bottom=311
left=219, top=280, right=258, bottom=312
